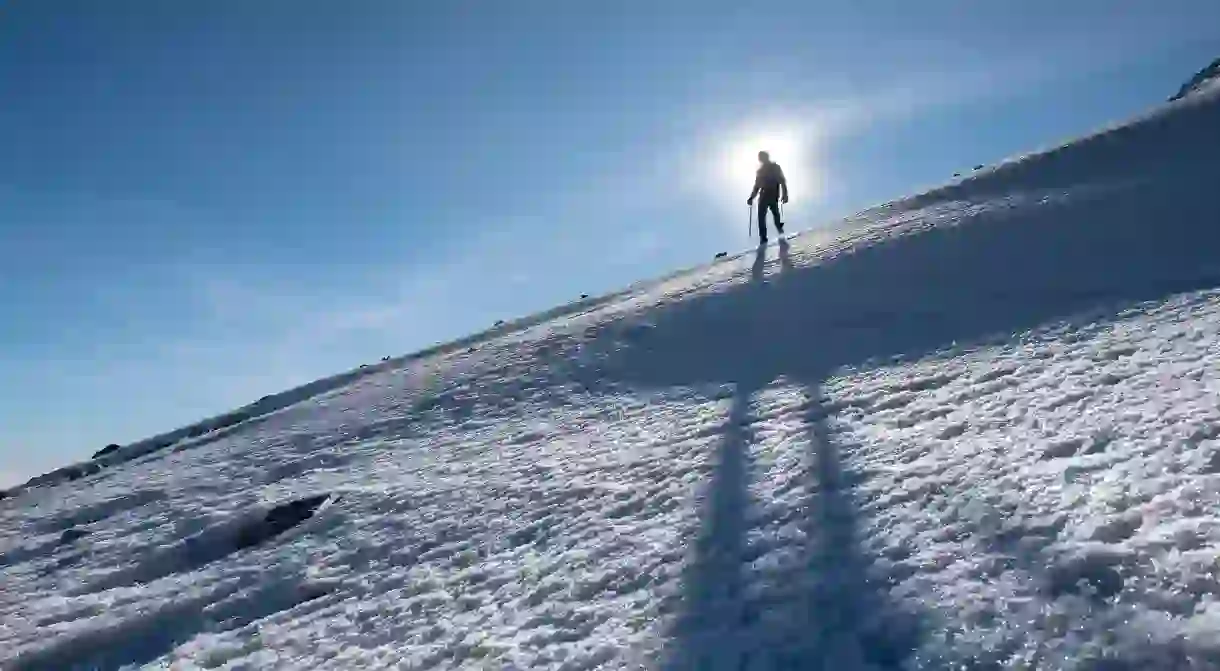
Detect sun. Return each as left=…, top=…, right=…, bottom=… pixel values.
left=704, top=121, right=821, bottom=213
left=722, top=129, right=803, bottom=193
left=687, top=116, right=826, bottom=225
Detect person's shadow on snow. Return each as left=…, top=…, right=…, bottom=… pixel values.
left=610, top=95, right=1220, bottom=669
left=750, top=244, right=766, bottom=283
left=665, top=231, right=922, bottom=669
left=778, top=237, right=793, bottom=274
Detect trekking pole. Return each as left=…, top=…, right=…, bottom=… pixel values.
left=747, top=202, right=753, bottom=240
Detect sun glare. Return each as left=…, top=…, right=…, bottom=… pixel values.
left=704, top=120, right=823, bottom=217
left=723, top=130, right=802, bottom=194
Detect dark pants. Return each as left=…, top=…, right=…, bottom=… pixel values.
left=757, top=194, right=782, bottom=239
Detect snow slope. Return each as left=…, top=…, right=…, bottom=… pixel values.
left=3, top=89, right=1220, bottom=670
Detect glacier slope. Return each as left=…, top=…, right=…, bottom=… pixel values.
left=2, top=91, right=1220, bottom=669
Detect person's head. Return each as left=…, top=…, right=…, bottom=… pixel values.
left=757, top=150, right=771, bottom=164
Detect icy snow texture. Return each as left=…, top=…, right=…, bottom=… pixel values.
left=3, top=90, right=1220, bottom=670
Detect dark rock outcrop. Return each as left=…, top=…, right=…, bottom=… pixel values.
left=1171, top=56, right=1220, bottom=101
left=92, top=443, right=122, bottom=459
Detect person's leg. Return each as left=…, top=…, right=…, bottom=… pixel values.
left=757, top=199, right=769, bottom=241
left=768, top=201, right=782, bottom=234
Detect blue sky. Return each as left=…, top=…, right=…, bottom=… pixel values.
left=2, top=1, right=1218, bottom=484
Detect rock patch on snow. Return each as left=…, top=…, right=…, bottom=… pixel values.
left=1170, top=56, right=1220, bottom=101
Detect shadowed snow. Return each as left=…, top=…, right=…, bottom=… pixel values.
left=3, top=90, right=1220, bottom=670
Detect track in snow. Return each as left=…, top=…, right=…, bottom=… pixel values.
left=3, top=91, right=1220, bottom=669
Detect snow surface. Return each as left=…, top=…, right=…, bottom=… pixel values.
left=4, top=89, right=1220, bottom=670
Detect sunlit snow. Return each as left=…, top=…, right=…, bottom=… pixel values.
left=3, top=88, right=1220, bottom=670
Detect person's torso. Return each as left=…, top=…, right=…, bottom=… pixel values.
left=757, top=162, right=783, bottom=193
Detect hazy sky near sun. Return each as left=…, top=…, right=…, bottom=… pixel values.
left=2, top=0, right=1218, bottom=483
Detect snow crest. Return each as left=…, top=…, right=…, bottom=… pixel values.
left=4, top=91, right=1220, bottom=669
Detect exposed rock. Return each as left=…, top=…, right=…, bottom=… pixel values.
left=92, top=443, right=122, bottom=459
left=1170, top=56, right=1220, bottom=101
left=60, top=528, right=91, bottom=545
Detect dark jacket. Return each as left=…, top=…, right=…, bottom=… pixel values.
left=752, top=162, right=788, bottom=200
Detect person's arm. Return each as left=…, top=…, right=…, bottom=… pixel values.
left=777, top=164, right=789, bottom=202
left=748, top=171, right=761, bottom=203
